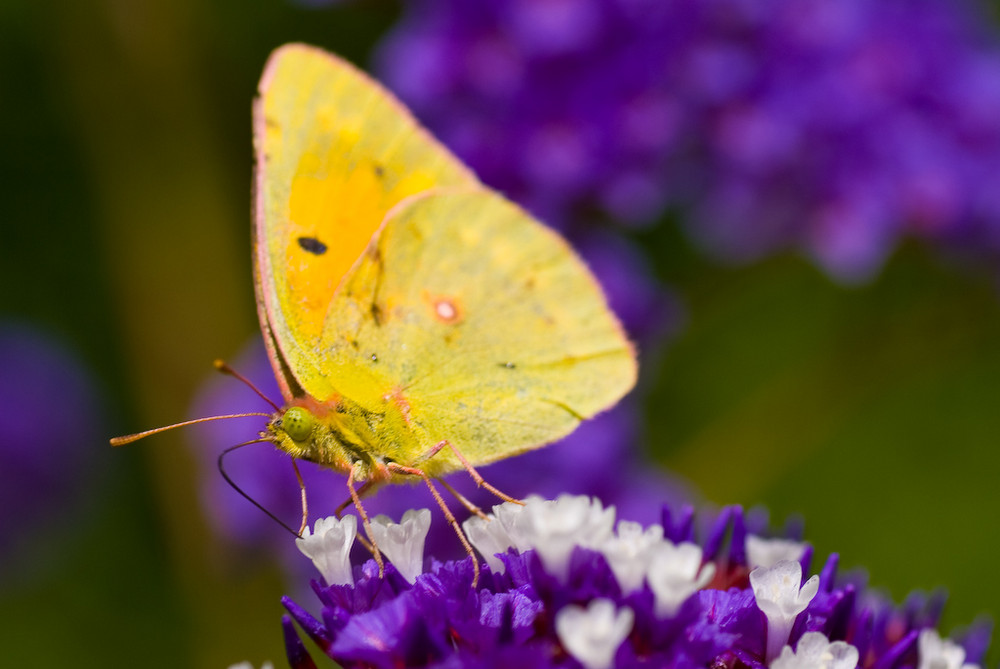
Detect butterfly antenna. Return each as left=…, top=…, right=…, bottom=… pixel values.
left=214, top=359, right=281, bottom=411
left=218, top=439, right=303, bottom=538
left=110, top=413, right=273, bottom=446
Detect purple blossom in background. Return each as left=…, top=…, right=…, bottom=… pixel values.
left=188, top=339, right=691, bottom=572
left=0, top=320, right=103, bottom=567
left=282, top=496, right=992, bottom=668
left=375, top=0, right=1000, bottom=281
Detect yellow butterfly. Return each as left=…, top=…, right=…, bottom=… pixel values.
left=118, top=43, right=636, bottom=584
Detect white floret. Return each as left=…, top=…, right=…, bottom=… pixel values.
left=600, top=520, right=664, bottom=594
left=509, top=495, right=616, bottom=582
left=749, top=559, right=820, bottom=663
left=463, top=511, right=518, bottom=574
left=555, top=599, right=634, bottom=669
left=771, top=631, right=858, bottom=669
left=646, top=540, right=715, bottom=617
left=917, top=628, right=979, bottom=669
left=746, top=534, right=808, bottom=569
left=295, top=515, right=357, bottom=586
left=369, top=508, right=432, bottom=584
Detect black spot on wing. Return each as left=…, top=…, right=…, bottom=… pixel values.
left=298, top=236, right=328, bottom=255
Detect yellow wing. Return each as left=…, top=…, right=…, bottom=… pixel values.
left=253, top=43, right=478, bottom=399
left=311, top=188, right=637, bottom=476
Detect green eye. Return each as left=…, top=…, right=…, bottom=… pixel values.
left=282, top=406, right=315, bottom=442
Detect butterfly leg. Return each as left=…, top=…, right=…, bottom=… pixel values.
left=438, top=478, right=489, bottom=520
left=347, top=462, right=384, bottom=578
left=386, top=462, right=482, bottom=587
left=418, top=440, right=523, bottom=506
left=291, top=458, right=308, bottom=536
left=335, top=480, right=378, bottom=553
left=334, top=480, right=374, bottom=518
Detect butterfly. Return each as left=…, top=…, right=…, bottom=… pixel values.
left=116, top=43, right=636, bottom=585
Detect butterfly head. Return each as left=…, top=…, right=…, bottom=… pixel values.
left=265, top=401, right=381, bottom=479
left=266, top=405, right=323, bottom=461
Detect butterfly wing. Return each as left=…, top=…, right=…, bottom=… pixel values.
left=312, top=188, right=637, bottom=475
left=253, top=44, right=478, bottom=400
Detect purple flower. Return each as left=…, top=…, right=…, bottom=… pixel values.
left=375, top=0, right=1000, bottom=282
left=186, top=338, right=692, bottom=573
left=375, top=1, right=681, bottom=343
left=375, top=1, right=687, bottom=232
left=282, top=496, right=991, bottom=669
left=0, top=320, right=104, bottom=567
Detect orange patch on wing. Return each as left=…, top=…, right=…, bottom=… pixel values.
left=282, top=147, right=452, bottom=343
left=284, top=146, right=388, bottom=340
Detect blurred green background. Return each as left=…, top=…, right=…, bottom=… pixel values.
left=2, top=1, right=999, bottom=667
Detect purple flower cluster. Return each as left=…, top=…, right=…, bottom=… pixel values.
left=281, top=497, right=990, bottom=668
left=375, top=0, right=1000, bottom=281
left=0, top=320, right=104, bottom=568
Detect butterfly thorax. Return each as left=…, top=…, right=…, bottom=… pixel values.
left=264, top=394, right=419, bottom=483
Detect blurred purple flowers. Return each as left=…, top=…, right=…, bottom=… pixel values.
left=281, top=496, right=991, bottom=668
left=0, top=320, right=103, bottom=565
left=376, top=0, right=1000, bottom=281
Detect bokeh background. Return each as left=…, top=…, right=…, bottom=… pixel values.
left=3, top=0, right=1000, bottom=666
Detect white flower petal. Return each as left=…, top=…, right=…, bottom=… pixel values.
left=555, top=599, right=634, bottom=669
left=600, top=520, right=664, bottom=594
left=918, top=629, right=978, bottom=669
left=513, top=494, right=616, bottom=581
left=746, top=535, right=808, bottom=569
left=463, top=512, right=517, bottom=574
left=646, top=540, right=715, bottom=617
left=295, top=515, right=357, bottom=586
left=369, top=508, right=432, bottom=584
left=493, top=496, right=537, bottom=552
left=750, top=560, right=820, bottom=663
left=771, top=632, right=858, bottom=669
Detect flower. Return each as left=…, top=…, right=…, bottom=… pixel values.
left=555, top=599, right=634, bottom=669
left=599, top=520, right=663, bottom=594
left=771, top=632, right=859, bottom=669
left=375, top=0, right=1000, bottom=282
left=280, top=496, right=990, bottom=668
left=0, top=319, right=104, bottom=572
left=495, top=494, right=615, bottom=581
left=369, top=509, right=433, bottom=585
left=296, top=515, right=357, bottom=586
left=750, top=559, right=821, bottom=662
left=747, top=535, right=809, bottom=570
left=918, top=628, right=980, bottom=669
left=646, top=540, right=715, bottom=617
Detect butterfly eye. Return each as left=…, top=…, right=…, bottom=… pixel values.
left=283, top=406, right=315, bottom=442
